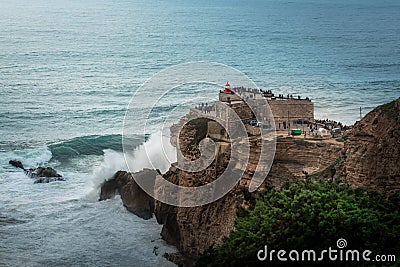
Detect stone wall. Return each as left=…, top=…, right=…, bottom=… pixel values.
left=267, top=98, right=314, bottom=123
left=218, top=92, right=242, bottom=102
left=217, top=96, right=314, bottom=125
left=207, top=121, right=228, bottom=141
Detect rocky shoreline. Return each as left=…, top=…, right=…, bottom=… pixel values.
left=100, top=98, right=399, bottom=266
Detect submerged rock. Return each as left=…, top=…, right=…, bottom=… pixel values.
left=0, top=215, right=25, bottom=225
left=9, top=160, right=64, bottom=183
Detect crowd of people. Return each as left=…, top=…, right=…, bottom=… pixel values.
left=259, top=89, right=273, bottom=95
left=195, top=86, right=349, bottom=138
left=194, top=103, right=215, bottom=113
left=225, top=87, right=312, bottom=102
left=272, top=94, right=310, bottom=101
left=314, top=119, right=348, bottom=131
left=233, top=87, right=259, bottom=94
left=275, top=118, right=349, bottom=138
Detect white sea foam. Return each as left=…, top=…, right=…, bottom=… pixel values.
left=0, top=146, right=53, bottom=172
left=125, top=132, right=177, bottom=174
left=85, top=132, right=177, bottom=201
left=85, top=149, right=129, bottom=201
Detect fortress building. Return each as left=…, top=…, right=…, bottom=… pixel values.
left=219, top=84, right=314, bottom=125
left=266, top=96, right=314, bottom=124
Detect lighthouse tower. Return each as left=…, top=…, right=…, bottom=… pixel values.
left=223, top=82, right=232, bottom=94
left=219, top=81, right=241, bottom=102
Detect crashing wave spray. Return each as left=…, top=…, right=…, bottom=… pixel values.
left=125, top=131, right=177, bottom=174
left=86, top=132, right=176, bottom=201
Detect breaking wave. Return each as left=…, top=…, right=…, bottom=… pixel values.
left=86, top=132, right=177, bottom=201
left=48, top=134, right=147, bottom=162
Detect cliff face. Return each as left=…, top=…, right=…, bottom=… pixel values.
left=100, top=99, right=400, bottom=265
left=337, top=98, right=400, bottom=193
left=100, top=170, right=157, bottom=220
left=154, top=119, right=240, bottom=262
left=154, top=116, right=342, bottom=262
left=100, top=103, right=343, bottom=264
left=274, top=138, right=341, bottom=178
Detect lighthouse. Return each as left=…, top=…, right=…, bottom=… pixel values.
left=223, top=82, right=232, bottom=94
left=219, top=81, right=241, bottom=102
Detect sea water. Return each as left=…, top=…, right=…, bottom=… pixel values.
left=0, top=0, right=399, bottom=266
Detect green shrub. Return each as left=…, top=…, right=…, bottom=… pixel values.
left=197, top=180, right=400, bottom=266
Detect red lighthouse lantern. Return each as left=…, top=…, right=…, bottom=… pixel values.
left=223, top=82, right=232, bottom=93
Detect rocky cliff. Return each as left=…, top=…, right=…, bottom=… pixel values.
left=100, top=103, right=344, bottom=265
left=154, top=116, right=342, bottom=264
left=100, top=99, right=400, bottom=265
left=100, top=169, right=157, bottom=219
left=337, top=98, right=400, bottom=193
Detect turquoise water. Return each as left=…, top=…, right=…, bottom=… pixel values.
left=0, top=0, right=399, bottom=266
left=1, top=0, right=399, bottom=149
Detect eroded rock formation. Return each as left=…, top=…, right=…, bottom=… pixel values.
left=99, top=169, right=157, bottom=219
left=9, top=160, right=64, bottom=183
left=154, top=115, right=342, bottom=263
left=101, top=99, right=400, bottom=265
left=100, top=101, right=346, bottom=264
left=337, top=98, right=400, bottom=193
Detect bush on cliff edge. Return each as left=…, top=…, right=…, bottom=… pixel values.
left=197, top=180, right=400, bottom=266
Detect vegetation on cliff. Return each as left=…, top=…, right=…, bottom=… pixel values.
left=197, top=180, right=400, bottom=266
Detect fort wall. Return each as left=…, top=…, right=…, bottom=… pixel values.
left=266, top=99, right=314, bottom=123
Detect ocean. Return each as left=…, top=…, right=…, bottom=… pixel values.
left=0, top=0, right=399, bottom=266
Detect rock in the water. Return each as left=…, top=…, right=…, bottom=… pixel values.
left=9, top=160, right=24, bottom=170
left=25, top=166, right=64, bottom=181
left=27, top=166, right=62, bottom=178
left=99, top=171, right=131, bottom=200
left=33, top=176, right=65, bottom=184
left=9, top=160, right=64, bottom=183
left=100, top=169, right=157, bottom=220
